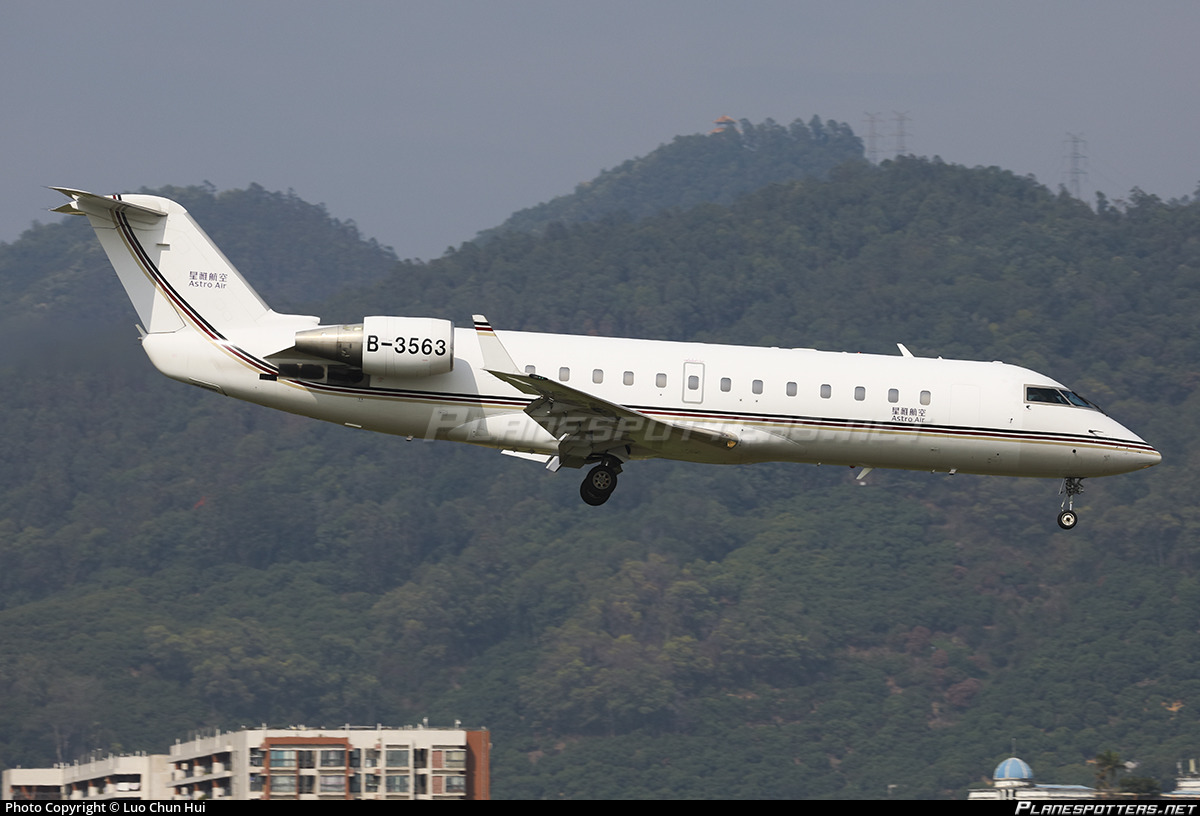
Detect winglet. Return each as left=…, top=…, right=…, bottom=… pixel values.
left=897, top=343, right=914, bottom=358
left=473, top=314, right=518, bottom=373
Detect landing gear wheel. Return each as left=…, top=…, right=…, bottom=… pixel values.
left=586, top=466, right=617, bottom=494
left=580, top=464, right=618, bottom=506
left=1057, top=477, right=1084, bottom=530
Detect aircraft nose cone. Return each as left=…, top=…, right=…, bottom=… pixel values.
left=1137, top=445, right=1162, bottom=469
left=1117, top=431, right=1161, bottom=471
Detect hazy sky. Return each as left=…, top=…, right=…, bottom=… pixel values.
left=5, top=1, right=1198, bottom=259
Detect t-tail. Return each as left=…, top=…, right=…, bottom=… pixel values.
left=51, top=188, right=280, bottom=337
left=51, top=188, right=319, bottom=392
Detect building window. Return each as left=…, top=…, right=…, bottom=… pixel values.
left=446, top=775, right=467, bottom=793
left=820, top=384, right=832, bottom=399
left=319, top=750, right=345, bottom=767
left=854, top=386, right=866, bottom=401
left=720, top=377, right=731, bottom=392
left=270, top=750, right=297, bottom=769
left=319, top=775, right=346, bottom=793
left=656, top=373, right=667, bottom=388
left=559, top=367, right=570, bottom=381
left=386, top=775, right=410, bottom=793
left=270, top=775, right=297, bottom=793
left=888, top=388, right=899, bottom=403
left=752, top=379, right=763, bottom=395
left=385, top=748, right=409, bottom=767
left=623, top=370, right=634, bottom=386
left=444, top=750, right=467, bottom=769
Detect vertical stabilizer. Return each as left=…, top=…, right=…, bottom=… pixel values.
left=51, top=188, right=271, bottom=338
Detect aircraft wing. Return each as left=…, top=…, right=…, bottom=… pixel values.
left=486, top=368, right=738, bottom=468
left=473, top=314, right=737, bottom=468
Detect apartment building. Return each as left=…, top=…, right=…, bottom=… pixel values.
left=3, top=725, right=489, bottom=801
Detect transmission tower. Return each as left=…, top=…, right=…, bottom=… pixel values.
left=1064, top=133, right=1088, bottom=199
left=863, top=112, right=883, bottom=164
left=893, top=111, right=910, bottom=156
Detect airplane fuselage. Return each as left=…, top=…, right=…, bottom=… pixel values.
left=143, top=321, right=1158, bottom=480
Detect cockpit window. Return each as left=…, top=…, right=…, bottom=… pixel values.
left=1026, top=386, right=1101, bottom=411
left=1064, top=391, right=1102, bottom=410
left=1026, top=386, right=1070, bottom=405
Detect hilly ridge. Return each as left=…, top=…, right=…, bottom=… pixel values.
left=1, top=122, right=1198, bottom=798
left=476, top=115, right=862, bottom=244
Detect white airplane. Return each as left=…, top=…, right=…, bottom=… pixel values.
left=52, top=188, right=1160, bottom=528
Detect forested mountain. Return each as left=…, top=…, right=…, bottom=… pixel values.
left=2, top=144, right=1199, bottom=798
left=476, top=115, right=862, bottom=243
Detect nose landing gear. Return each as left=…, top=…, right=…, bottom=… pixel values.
left=1057, top=477, right=1084, bottom=529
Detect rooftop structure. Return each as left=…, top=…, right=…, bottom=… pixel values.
left=968, top=756, right=1097, bottom=801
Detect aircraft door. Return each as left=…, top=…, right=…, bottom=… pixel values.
left=682, top=362, right=705, bottom=404
left=950, top=384, right=980, bottom=427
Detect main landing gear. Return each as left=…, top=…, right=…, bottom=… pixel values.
left=1057, top=477, right=1085, bottom=530
left=580, top=457, right=622, bottom=506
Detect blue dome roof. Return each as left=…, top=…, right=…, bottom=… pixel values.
left=995, top=757, right=1034, bottom=781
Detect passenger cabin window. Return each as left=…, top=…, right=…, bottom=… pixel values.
left=656, top=373, right=667, bottom=388
left=854, top=386, right=866, bottom=401
left=559, top=367, right=570, bottom=381
left=623, top=371, right=634, bottom=386
left=920, top=390, right=931, bottom=405
left=752, top=379, right=763, bottom=395
left=593, top=369, right=604, bottom=384
left=687, top=375, right=700, bottom=391
left=720, top=377, right=731, bottom=392
left=820, top=384, right=832, bottom=399
left=888, top=388, right=899, bottom=403
left=786, top=382, right=797, bottom=397
left=525, top=365, right=536, bottom=375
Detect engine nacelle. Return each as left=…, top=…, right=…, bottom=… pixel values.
left=362, top=316, right=454, bottom=377
left=293, top=316, right=455, bottom=378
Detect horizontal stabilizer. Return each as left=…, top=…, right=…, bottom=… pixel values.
left=50, top=187, right=167, bottom=225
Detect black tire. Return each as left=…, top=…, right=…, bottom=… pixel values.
left=580, top=481, right=610, bottom=506
left=1057, top=510, right=1078, bottom=530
